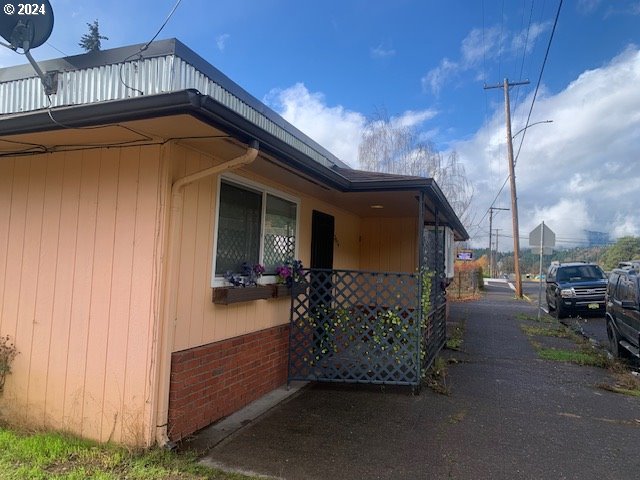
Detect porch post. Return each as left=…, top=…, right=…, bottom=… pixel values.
left=417, top=191, right=425, bottom=383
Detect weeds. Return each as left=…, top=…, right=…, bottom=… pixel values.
left=515, top=312, right=554, bottom=324
left=520, top=324, right=575, bottom=339
left=0, top=428, right=260, bottom=479
left=0, top=335, right=18, bottom=394
left=446, top=321, right=465, bottom=351
left=425, top=357, right=450, bottom=396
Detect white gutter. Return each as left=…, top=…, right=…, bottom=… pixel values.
left=153, top=140, right=259, bottom=447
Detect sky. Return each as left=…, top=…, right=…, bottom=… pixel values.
left=1, top=0, right=640, bottom=250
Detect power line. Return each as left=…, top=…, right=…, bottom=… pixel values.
left=473, top=0, right=563, bottom=242
left=118, top=0, right=184, bottom=95
left=511, top=0, right=536, bottom=118
left=514, top=0, right=563, bottom=165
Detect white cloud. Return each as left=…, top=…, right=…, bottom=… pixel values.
left=216, top=34, right=230, bottom=52
left=391, top=109, right=438, bottom=129
left=423, top=22, right=550, bottom=95
left=577, top=0, right=602, bottom=14
left=265, top=83, right=367, bottom=166
left=422, top=58, right=458, bottom=96
left=370, top=44, right=396, bottom=59
left=265, top=83, right=438, bottom=168
left=455, top=46, right=640, bottom=247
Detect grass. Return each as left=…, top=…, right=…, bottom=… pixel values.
left=519, top=316, right=611, bottom=368
left=520, top=324, right=576, bottom=339
left=535, top=347, right=610, bottom=368
left=0, top=427, right=261, bottom=480
left=515, top=312, right=554, bottom=324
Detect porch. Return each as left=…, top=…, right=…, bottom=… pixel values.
left=287, top=226, right=448, bottom=388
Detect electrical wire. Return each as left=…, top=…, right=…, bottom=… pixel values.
left=118, top=0, right=184, bottom=96
left=514, top=0, right=563, bottom=166
left=474, top=0, right=563, bottom=243
left=45, top=42, right=68, bottom=56
left=511, top=0, right=536, bottom=121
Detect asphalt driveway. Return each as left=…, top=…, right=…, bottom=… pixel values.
left=200, top=286, right=640, bottom=479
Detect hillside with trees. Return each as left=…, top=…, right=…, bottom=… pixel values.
left=471, top=236, right=639, bottom=275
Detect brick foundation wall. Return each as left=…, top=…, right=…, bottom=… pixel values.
left=168, top=324, right=289, bottom=441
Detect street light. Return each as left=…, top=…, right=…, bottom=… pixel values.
left=507, top=118, right=553, bottom=298
left=512, top=120, right=554, bottom=140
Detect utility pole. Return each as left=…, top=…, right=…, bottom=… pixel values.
left=485, top=78, right=529, bottom=298
left=488, top=206, right=509, bottom=278
left=494, top=229, right=501, bottom=276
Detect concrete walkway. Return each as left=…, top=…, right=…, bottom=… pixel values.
left=199, top=286, right=640, bottom=479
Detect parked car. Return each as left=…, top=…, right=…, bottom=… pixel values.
left=618, top=260, right=640, bottom=269
left=545, top=262, right=608, bottom=318
left=605, top=266, right=640, bottom=359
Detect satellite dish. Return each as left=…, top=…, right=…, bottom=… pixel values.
left=0, top=1, right=56, bottom=94
left=0, top=0, right=54, bottom=51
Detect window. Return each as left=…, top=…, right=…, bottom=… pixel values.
left=213, top=176, right=298, bottom=284
left=619, top=276, right=638, bottom=306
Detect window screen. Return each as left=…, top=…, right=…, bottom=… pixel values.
left=215, top=182, right=262, bottom=275
left=263, top=194, right=297, bottom=273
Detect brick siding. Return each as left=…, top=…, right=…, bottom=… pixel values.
left=167, top=324, right=289, bottom=441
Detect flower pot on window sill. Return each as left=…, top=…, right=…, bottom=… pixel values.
left=212, top=285, right=272, bottom=304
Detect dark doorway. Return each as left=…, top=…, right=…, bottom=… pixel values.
left=310, top=210, right=335, bottom=269
left=309, top=211, right=335, bottom=353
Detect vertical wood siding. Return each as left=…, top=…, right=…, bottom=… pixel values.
left=0, top=146, right=164, bottom=445
left=360, top=217, right=418, bottom=273
left=171, top=146, right=362, bottom=352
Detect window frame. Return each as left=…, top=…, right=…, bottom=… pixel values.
left=211, top=173, right=300, bottom=287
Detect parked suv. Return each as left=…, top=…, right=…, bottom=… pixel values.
left=606, top=266, right=640, bottom=359
left=545, top=262, right=607, bottom=318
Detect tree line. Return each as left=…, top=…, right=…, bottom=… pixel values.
left=472, top=236, right=640, bottom=275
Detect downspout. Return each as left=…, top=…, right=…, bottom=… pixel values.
left=154, top=140, right=259, bottom=447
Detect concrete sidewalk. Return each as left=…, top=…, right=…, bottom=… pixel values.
left=199, top=290, right=640, bottom=479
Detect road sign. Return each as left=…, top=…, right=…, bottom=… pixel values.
left=529, top=223, right=555, bottom=254
left=457, top=250, right=473, bottom=261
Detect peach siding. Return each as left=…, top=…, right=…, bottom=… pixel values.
left=171, top=146, right=362, bottom=352
left=360, top=217, right=418, bottom=273
left=0, top=146, right=165, bottom=445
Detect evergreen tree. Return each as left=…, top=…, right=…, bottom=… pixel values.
left=79, top=20, right=108, bottom=52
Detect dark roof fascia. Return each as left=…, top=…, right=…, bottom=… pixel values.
left=0, top=89, right=469, bottom=240
left=0, top=89, right=203, bottom=136
left=345, top=178, right=468, bottom=240
left=0, top=89, right=352, bottom=191
left=423, top=182, right=470, bottom=241
left=0, top=38, right=351, bottom=169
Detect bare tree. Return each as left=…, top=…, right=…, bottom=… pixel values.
left=358, top=111, right=475, bottom=229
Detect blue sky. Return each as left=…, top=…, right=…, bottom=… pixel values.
left=2, top=0, right=640, bottom=249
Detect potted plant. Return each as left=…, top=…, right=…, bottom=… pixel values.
left=213, top=263, right=271, bottom=304
left=273, top=259, right=306, bottom=297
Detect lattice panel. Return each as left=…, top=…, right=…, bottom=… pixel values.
left=421, top=304, right=446, bottom=371
left=216, top=227, right=259, bottom=274
left=288, top=269, right=422, bottom=386
left=263, top=234, right=295, bottom=271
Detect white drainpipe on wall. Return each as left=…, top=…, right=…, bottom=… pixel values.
left=153, top=140, right=259, bottom=447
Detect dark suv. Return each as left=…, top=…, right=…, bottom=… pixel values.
left=606, top=266, right=640, bottom=359
left=545, top=262, right=608, bottom=318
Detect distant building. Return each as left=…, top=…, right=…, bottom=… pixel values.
left=584, top=230, right=610, bottom=247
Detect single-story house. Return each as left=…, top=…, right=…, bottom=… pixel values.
left=0, top=39, right=468, bottom=446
